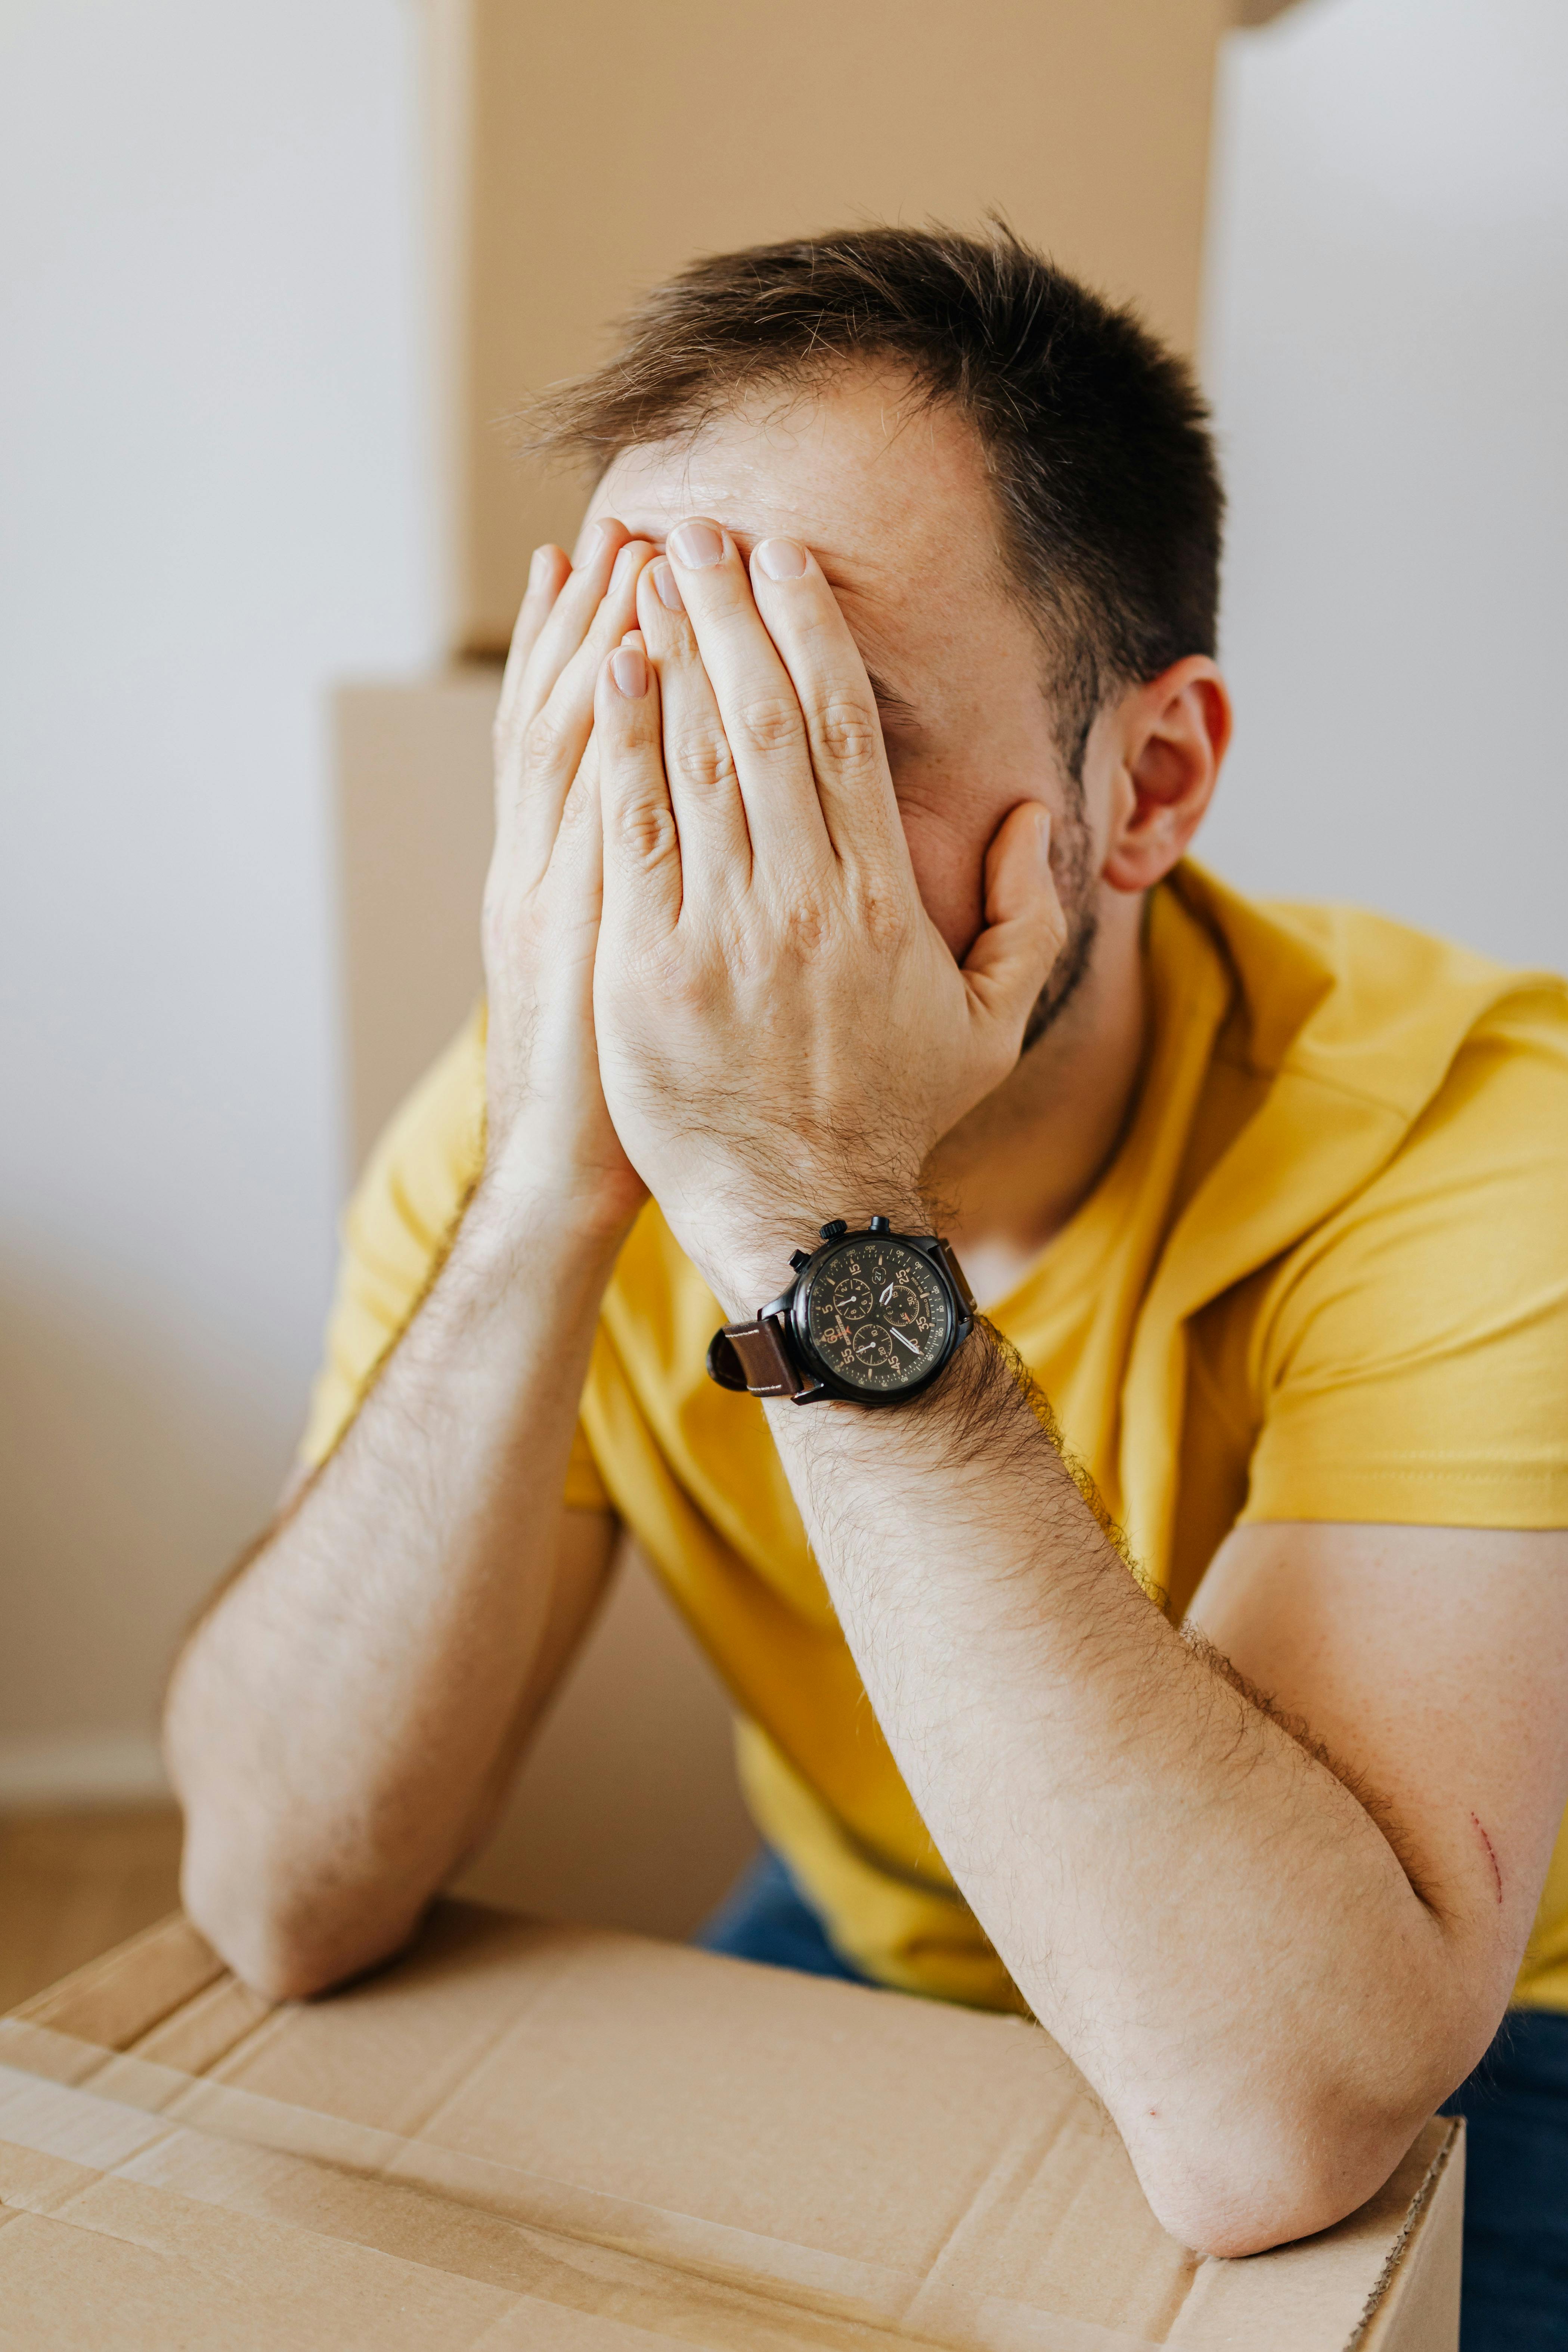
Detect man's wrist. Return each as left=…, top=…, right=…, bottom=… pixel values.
left=465, top=1159, right=635, bottom=1298
left=696, top=1185, right=933, bottom=1319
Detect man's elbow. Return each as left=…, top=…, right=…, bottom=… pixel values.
left=179, top=1825, right=420, bottom=2006
left=1128, top=2093, right=1438, bottom=2261
left=190, top=1906, right=338, bottom=2006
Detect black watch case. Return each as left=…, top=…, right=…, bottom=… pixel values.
left=772, top=1220, right=974, bottom=1406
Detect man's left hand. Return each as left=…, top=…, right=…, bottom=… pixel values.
left=590, top=518, right=1065, bottom=1310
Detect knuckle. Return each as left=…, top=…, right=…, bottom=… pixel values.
left=521, top=706, right=568, bottom=775
left=775, top=893, right=833, bottom=961
left=811, top=692, right=881, bottom=771
left=610, top=793, right=678, bottom=867
left=555, top=772, right=594, bottom=839
left=846, top=867, right=912, bottom=951
left=670, top=726, right=737, bottom=796
left=732, top=694, right=802, bottom=762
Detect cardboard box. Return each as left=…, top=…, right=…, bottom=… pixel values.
left=0, top=1899, right=1460, bottom=2348
left=425, top=0, right=1288, bottom=659
left=333, top=670, right=499, bottom=1174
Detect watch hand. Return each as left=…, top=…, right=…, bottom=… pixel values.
left=879, top=1283, right=895, bottom=1305
left=891, top=1329, right=920, bottom=1354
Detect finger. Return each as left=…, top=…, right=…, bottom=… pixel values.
left=501, top=535, right=657, bottom=874
left=962, top=805, right=1069, bottom=1045
left=664, top=518, right=829, bottom=872
left=747, top=536, right=906, bottom=875
left=595, top=632, right=681, bottom=942
left=495, top=543, right=570, bottom=757
left=493, top=522, right=629, bottom=856
left=520, top=516, right=635, bottom=723
left=543, top=728, right=607, bottom=957
left=635, top=557, right=753, bottom=893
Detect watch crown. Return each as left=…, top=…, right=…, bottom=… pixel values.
left=788, top=1248, right=811, bottom=1271
left=819, top=1219, right=848, bottom=1241
left=868, top=1215, right=892, bottom=1233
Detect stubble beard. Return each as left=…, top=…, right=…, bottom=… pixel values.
left=1019, top=791, right=1099, bottom=1056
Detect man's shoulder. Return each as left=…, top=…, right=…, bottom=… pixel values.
left=1148, top=868, right=1568, bottom=1329
left=1171, top=862, right=1568, bottom=1122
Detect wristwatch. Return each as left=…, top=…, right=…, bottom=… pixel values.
left=706, top=1216, right=978, bottom=1407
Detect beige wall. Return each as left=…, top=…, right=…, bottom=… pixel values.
left=436, top=0, right=1236, bottom=656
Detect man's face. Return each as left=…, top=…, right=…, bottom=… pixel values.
left=590, top=369, right=1101, bottom=1029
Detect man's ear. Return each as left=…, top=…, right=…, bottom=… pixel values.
left=1101, top=657, right=1231, bottom=895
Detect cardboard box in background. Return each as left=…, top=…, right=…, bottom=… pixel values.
left=426, top=0, right=1290, bottom=660
left=0, top=1902, right=1461, bottom=2348
left=335, top=673, right=497, bottom=1173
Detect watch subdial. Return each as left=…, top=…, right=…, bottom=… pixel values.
left=850, top=1323, right=898, bottom=1372
left=827, top=1274, right=874, bottom=1325
left=874, top=1277, right=926, bottom=1330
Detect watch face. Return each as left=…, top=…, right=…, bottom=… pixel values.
left=800, top=1235, right=953, bottom=1396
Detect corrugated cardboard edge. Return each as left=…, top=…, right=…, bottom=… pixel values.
left=1348, top=2118, right=1463, bottom=2351
left=10, top=1910, right=225, bottom=2049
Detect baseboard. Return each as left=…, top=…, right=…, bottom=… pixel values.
left=0, top=1733, right=170, bottom=1809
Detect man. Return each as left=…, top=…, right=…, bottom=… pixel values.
left=166, top=229, right=1568, bottom=2316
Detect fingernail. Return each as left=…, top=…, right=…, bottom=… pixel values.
left=610, top=540, right=641, bottom=591
left=528, top=546, right=550, bottom=589
left=756, top=537, right=807, bottom=582
left=611, top=645, right=648, bottom=698
left=576, top=521, right=607, bottom=567
left=652, top=559, right=684, bottom=611
left=669, top=521, right=725, bottom=570
left=1035, top=808, right=1054, bottom=868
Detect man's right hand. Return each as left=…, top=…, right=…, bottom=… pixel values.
left=482, top=519, right=656, bottom=1238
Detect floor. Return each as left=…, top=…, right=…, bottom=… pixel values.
left=0, top=1805, right=185, bottom=2012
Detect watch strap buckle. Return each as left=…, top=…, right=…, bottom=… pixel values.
left=706, top=1313, right=822, bottom=1401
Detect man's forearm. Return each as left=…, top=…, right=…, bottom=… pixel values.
left=165, top=1186, right=621, bottom=1998
left=758, top=1317, right=1471, bottom=2253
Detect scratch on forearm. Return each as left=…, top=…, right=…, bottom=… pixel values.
left=1471, top=1811, right=1504, bottom=1906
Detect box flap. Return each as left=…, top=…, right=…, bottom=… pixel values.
left=0, top=1903, right=1459, bottom=2349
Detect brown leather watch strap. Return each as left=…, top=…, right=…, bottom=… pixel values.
left=706, top=1313, right=822, bottom=1400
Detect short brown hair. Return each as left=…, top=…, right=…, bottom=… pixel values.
left=524, top=222, right=1223, bottom=776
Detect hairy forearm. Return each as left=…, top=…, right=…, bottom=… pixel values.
left=164, top=1187, right=620, bottom=1998
left=759, top=1320, right=1475, bottom=2252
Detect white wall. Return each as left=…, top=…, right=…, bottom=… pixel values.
left=0, top=0, right=436, bottom=1778
left=1203, top=0, right=1568, bottom=970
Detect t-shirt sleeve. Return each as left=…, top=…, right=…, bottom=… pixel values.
left=298, top=1005, right=612, bottom=1515
left=1240, top=996, right=1568, bottom=1530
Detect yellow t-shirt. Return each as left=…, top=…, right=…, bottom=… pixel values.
left=302, top=864, right=1568, bottom=2013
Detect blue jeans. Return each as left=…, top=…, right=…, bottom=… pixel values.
left=698, top=1851, right=1568, bottom=2349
